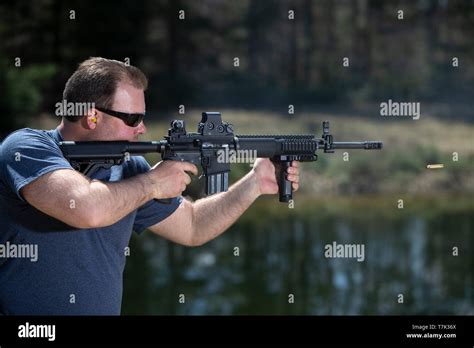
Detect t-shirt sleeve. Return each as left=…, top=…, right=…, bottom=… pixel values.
left=0, top=129, right=73, bottom=201
left=130, top=156, right=183, bottom=234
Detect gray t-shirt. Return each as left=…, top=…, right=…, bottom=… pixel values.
left=0, top=128, right=182, bottom=315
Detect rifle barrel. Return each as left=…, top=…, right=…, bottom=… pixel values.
left=331, top=141, right=383, bottom=150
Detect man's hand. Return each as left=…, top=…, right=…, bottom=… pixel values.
left=251, top=158, right=299, bottom=196
left=147, top=160, right=198, bottom=199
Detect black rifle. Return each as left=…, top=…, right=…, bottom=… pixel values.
left=59, top=112, right=382, bottom=203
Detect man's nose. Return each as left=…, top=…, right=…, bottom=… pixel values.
left=136, top=121, right=146, bottom=134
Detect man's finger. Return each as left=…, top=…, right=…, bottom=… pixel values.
left=184, top=173, right=192, bottom=185
left=287, top=174, right=299, bottom=182
left=291, top=161, right=299, bottom=168
left=180, top=162, right=199, bottom=176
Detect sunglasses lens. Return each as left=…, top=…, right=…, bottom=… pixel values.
left=97, top=107, right=144, bottom=127
left=128, top=114, right=143, bottom=127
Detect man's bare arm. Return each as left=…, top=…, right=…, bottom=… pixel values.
left=149, top=169, right=260, bottom=246
left=21, top=161, right=197, bottom=229
left=149, top=159, right=300, bottom=246
left=21, top=169, right=154, bottom=228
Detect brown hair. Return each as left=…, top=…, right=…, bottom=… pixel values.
left=62, top=57, right=148, bottom=122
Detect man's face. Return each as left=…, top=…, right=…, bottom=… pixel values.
left=96, top=81, right=147, bottom=141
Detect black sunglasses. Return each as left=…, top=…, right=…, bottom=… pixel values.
left=95, top=107, right=145, bottom=127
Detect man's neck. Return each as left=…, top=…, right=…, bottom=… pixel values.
left=57, top=122, right=84, bottom=141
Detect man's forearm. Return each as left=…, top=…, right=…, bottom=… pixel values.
left=190, top=169, right=261, bottom=245
left=21, top=168, right=157, bottom=229
left=82, top=172, right=155, bottom=227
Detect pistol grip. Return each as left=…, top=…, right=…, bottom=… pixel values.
left=275, top=161, right=293, bottom=203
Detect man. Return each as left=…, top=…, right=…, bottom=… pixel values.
left=0, top=57, right=299, bottom=315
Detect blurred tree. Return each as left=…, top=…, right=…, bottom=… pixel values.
left=0, top=58, right=56, bottom=139
left=1, top=0, right=473, bottom=135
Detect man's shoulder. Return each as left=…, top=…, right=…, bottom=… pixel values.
left=4, top=127, right=51, bottom=137
left=2, top=128, right=57, bottom=147
left=1, top=128, right=61, bottom=161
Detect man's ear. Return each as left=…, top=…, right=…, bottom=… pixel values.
left=84, top=109, right=98, bottom=130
